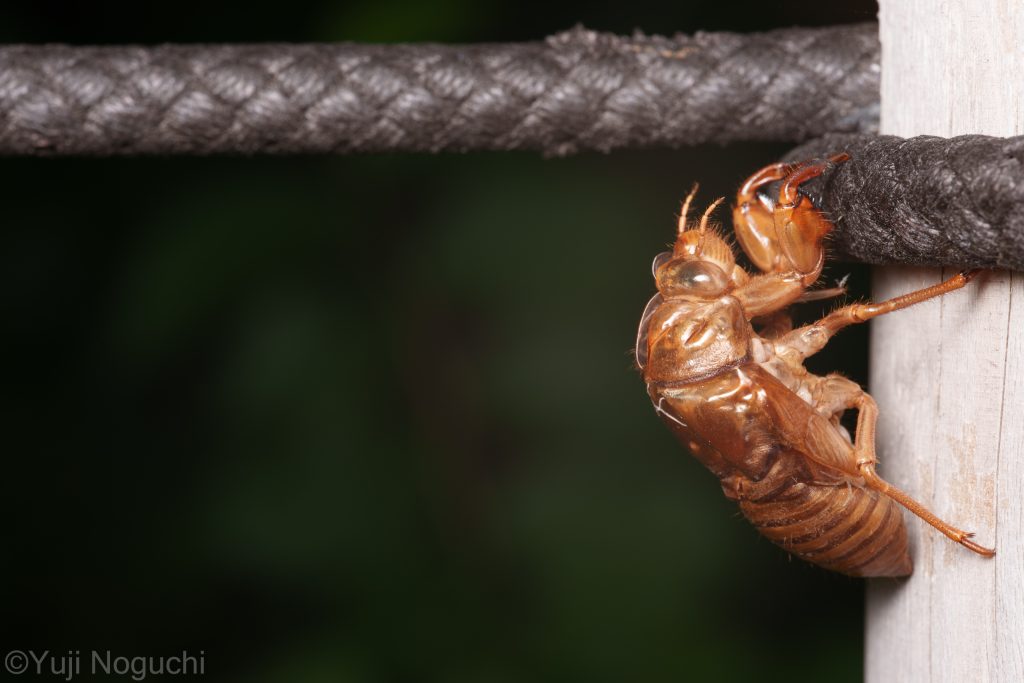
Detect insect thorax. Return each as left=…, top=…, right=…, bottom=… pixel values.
left=642, top=295, right=752, bottom=385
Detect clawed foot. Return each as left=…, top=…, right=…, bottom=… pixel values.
left=958, top=532, right=996, bottom=558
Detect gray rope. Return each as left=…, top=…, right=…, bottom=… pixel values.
left=0, top=24, right=879, bottom=156
left=8, top=25, right=1018, bottom=271
left=784, top=133, right=1024, bottom=271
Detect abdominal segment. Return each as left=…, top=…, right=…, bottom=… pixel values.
left=738, top=465, right=912, bottom=577
left=650, top=369, right=912, bottom=577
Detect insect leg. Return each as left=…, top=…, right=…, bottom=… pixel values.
left=809, top=375, right=995, bottom=557
left=794, top=282, right=847, bottom=303
left=772, top=154, right=849, bottom=284
left=732, top=272, right=806, bottom=318
left=820, top=269, right=980, bottom=335
left=811, top=374, right=867, bottom=424
left=732, top=158, right=855, bottom=319
left=732, top=161, right=802, bottom=273
left=860, top=466, right=996, bottom=558
left=754, top=310, right=793, bottom=339
left=813, top=376, right=879, bottom=463
left=777, top=269, right=981, bottom=360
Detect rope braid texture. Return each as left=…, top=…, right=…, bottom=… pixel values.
left=785, top=134, right=1024, bottom=271
left=0, top=23, right=1021, bottom=269
left=0, top=24, right=878, bottom=155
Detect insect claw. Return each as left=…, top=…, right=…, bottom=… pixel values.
left=960, top=536, right=996, bottom=558
left=952, top=530, right=997, bottom=557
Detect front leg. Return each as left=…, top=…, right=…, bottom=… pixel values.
left=732, top=154, right=847, bottom=282
left=732, top=272, right=805, bottom=318
left=772, top=154, right=849, bottom=285
left=733, top=161, right=801, bottom=273
left=731, top=156, right=850, bottom=321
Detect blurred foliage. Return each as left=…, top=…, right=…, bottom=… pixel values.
left=0, top=2, right=878, bottom=681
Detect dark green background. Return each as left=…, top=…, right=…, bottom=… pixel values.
left=1, top=1, right=880, bottom=681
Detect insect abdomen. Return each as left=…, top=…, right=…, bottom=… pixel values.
left=738, top=461, right=912, bottom=577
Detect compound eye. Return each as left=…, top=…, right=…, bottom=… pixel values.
left=658, top=260, right=730, bottom=297
left=651, top=251, right=673, bottom=278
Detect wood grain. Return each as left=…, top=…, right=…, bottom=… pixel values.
left=868, top=2, right=1024, bottom=681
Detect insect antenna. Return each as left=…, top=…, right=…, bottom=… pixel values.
left=696, top=197, right=725, bottom=255
left=677, top=182, right=700, bottom=235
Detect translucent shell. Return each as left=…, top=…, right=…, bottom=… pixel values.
left=637, top=157, right=994, bottom=577
left=656, top=259, right=730, bottom=298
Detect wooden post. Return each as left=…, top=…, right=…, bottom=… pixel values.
left=867, top=2, right=1024, bottom=682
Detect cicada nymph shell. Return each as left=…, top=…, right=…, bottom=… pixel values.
left=637, top=159, right=994, bottom=576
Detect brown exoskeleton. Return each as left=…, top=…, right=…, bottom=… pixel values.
left=635, top=155, right=996, bottom=577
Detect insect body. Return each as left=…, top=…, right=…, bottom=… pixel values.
left=636, top=156, right=995, bottom=577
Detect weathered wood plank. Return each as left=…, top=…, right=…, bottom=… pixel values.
left=867, top=2, right=1024, bottom=682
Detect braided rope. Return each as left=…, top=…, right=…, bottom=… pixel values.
left=785, top=134, right=1024, bottom=271
left=0, top=24, right=879, bottom=156
left=6, top=25, right=1020, bottom=271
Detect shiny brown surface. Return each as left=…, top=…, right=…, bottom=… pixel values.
left=637, top=157, right=994, bottom=577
